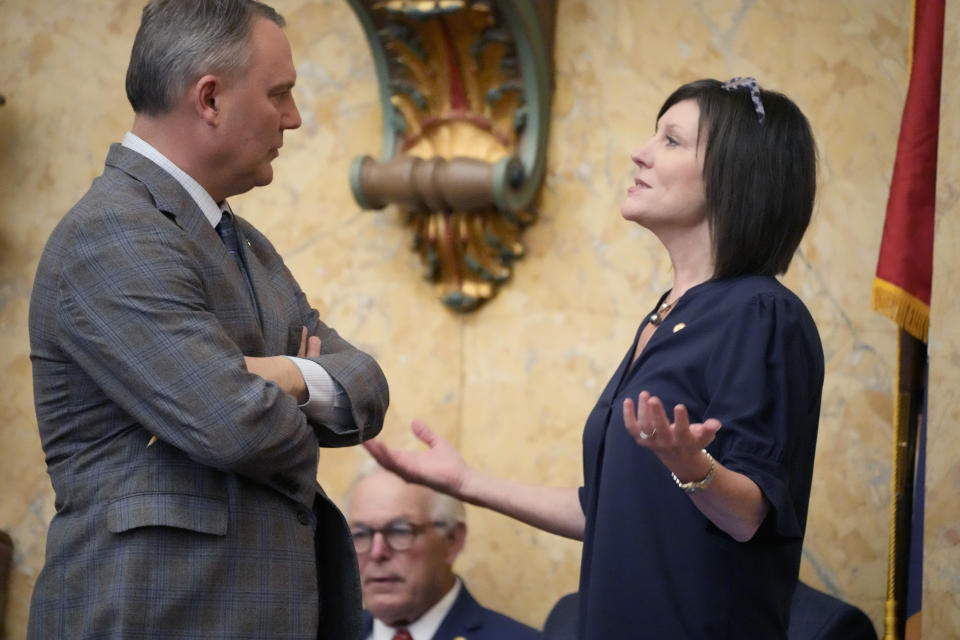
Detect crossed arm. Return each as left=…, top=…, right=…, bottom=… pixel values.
left=244, top=326, right=320, bottom=404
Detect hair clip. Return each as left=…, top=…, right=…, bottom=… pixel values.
left=721, top=77, right=765, bottom=123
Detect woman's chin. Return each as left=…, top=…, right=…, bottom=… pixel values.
left=619, top=204, right=648, bottom=225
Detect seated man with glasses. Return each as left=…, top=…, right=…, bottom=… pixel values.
left=346, top=461, right=539, bottom=640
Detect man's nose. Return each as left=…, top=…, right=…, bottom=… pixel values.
left=368, top=531, right=392, bottom=559
left=283, top=96, right=302, bottom=130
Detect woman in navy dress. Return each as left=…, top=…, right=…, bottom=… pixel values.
left=367, top=78, right=822, bottom=639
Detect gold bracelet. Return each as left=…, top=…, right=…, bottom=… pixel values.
left=671, top=449, right=716, bottom=494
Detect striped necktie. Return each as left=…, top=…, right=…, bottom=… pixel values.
left=215, top=211, right=245, bottom=271
left=215, top=210, right=258, bottom=311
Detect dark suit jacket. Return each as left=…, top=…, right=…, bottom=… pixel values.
left=787, top=582, right=878, bottom=640
left=541, top=592, right=579, bottom=640
left=28, top=144, right=389, bottom=639
left=542, top=584, right=878, bottom=640
left=362, top=582, right=539, bottom=640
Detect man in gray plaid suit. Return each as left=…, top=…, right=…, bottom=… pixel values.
left=27, top=1, right=389, bottom=638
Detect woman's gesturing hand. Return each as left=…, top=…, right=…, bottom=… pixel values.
left=623, top=390, right=769, bottom=540
left=363, top=419, right=469, bottom=497
left=623, top=391, right=722, bottom=479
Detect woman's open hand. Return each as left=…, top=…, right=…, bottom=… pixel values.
left=623, top=390, right=769, bottom=541
left=623, top=391, right=721, bottom=477
left=364, top=419, right=469, bottom=497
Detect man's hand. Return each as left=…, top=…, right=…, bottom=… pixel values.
left=296, top=326, right=322, bottom=358
left=244, top=327, right=321, bottom=403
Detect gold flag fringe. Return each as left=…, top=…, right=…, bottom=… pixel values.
left=872, top=278, right=930, bottom=343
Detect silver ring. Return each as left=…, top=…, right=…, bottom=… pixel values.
left=638, top=427, right=656, bottom=440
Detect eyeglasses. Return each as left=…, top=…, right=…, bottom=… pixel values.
left=350, top=520, right=448, bottom=554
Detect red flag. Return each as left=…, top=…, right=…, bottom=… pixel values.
left=875, top=3, right=943, bottom=638
left=872, top=0, right=943, bottom=343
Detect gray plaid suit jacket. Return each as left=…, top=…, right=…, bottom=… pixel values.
left=27, top=144, right=389, bottom=639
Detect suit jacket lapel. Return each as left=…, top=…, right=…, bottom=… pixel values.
left=361, top=611, right=374, bottom=637
left=227, top=219, right=265, bottom=330
left=105, top=144, right=267, bottom=354
left=233, top=219, right=290, bottom=355
left=432, top=583, right=484, bottom=639
left=107, top=144, right=208, bottom=236
left=361, top=583, right=484, bottom=640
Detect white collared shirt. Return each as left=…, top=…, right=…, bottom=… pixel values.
left=122, top=131, right=223, bottom=227
left=370, top=578, right=463, bottom=640
left=121, top=132, right=344, bottom=415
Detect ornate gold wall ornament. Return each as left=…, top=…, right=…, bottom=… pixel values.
left=346, top=0, right=556, bottom=310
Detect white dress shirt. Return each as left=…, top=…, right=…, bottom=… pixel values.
left=369, top=578, right=463, bottom=640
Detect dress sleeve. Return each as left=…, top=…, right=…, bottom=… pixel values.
left=702, top=291, right=823, bottom=539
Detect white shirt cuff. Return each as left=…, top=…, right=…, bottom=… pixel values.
left=284, top=356, right=345, bottom=410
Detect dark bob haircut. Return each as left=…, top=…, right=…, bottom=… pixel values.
left=658, top=79, right=817, bottom=278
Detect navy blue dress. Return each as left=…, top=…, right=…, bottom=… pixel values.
left=578, top=276, right=824, bottom=639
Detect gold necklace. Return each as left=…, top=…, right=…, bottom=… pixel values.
left=648, top=299, right=675, bottom=326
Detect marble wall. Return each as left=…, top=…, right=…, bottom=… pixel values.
left=0, top=0, right=954, bottom=637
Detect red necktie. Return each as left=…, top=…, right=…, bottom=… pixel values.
left=392, top=630, right=413, bottom=640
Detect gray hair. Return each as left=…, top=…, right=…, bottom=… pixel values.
left=126, top=0, right=285, bottom=116
left=345, top=458, right=467, bottom=529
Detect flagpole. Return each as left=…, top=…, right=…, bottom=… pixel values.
left=883, top=330, right=926, bottom=640
left=873, top=0, right=942, bottom=633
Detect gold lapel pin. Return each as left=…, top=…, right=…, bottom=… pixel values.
left=672, top=322, right=686, bottom=333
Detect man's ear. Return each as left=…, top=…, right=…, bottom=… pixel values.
left=194, top=74, right=221, bottom=124
left=444, top=521, right=467, bottom=565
